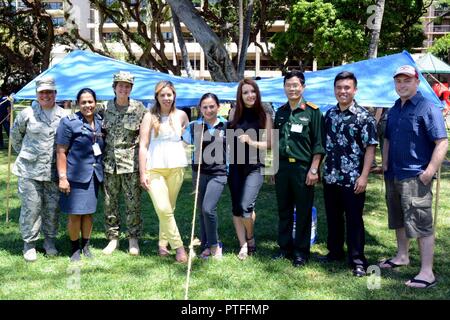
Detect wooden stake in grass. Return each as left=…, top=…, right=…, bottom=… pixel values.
left=184, top=121, right=205, bottom=300
left=5, top=94, right=15, bottom=223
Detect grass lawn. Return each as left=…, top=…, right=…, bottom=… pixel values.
left=1, top=139, right=449, bottom=300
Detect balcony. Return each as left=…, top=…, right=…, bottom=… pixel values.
left=432, top=24, right=450, bottom=33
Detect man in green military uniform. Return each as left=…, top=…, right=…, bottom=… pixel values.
left=102, top=71, right=147, bottom=256
left=273, top=70, right=325, bottom=267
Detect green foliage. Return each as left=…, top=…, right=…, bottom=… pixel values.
left=429, top=34, right=450, bottom=62
left=272, top=0, right=428, bottom=70
left=271, top=0, right=368, bottom=69
left=377, top=0, right=428, bottom=55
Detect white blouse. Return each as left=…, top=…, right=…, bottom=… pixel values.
left=146, top=114, right=187, bottom=169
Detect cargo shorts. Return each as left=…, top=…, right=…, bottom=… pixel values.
left=385, top=176, right=433, bottom=239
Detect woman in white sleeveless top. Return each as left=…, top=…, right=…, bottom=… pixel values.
left=139, top=80, right=189, bottom=263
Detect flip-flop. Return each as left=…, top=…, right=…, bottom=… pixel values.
left=378, top=258, right=407, bottom=269
left=406, top=278, right=437, bottom=289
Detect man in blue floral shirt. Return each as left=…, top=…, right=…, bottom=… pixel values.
left=321, top=71, right=378, bottom=277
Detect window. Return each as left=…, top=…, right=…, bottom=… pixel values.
left=43, top=2, right=63, bottom=10
left=52, top=17, right=65, bottom=27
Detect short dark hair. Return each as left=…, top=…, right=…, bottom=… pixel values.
left=334, top=71, right=357, bottom=87
left=284, top=70, right=305, bottom=85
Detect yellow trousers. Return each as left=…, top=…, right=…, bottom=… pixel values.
left=146, top=168, right=185, bottom=249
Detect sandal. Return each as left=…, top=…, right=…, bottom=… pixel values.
left=200, top=248, right=211, bottom=259
left=158, top=246, right=170, bottom=257
left=238, top=243, right=248, bottom=260
left=175, top=247, right=188, bottom=263
left=246, top=237, right=256, bottom=256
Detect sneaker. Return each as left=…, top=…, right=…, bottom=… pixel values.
left=129, top=238, right=140, bottom=256
left=102, top=238, right=119, bottom=255
left=82, top=246, right=93, bottom=259
left=43, top=238, right=58, bottom=256
left=70, top=249, right=81, bottom=262
left=23, top=243, right=37, bottom=262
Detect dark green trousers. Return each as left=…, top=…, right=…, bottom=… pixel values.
left=275, top=161, right=314, bottom=258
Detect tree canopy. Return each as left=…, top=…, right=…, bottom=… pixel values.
left=271, top=0, right=432, bottom=71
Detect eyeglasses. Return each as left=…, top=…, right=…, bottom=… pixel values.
left=284, top=83, right=302, bottom=89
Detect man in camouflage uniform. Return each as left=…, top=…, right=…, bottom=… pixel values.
left=11, top=77, right=69, bottom=262
left=102, top=71, right=147, bottom=256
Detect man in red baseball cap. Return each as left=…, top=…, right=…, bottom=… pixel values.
left=379, top=64, right=448, bottom=289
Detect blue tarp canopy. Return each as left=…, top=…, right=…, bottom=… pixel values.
left=15, top=49, right=440, bottom=109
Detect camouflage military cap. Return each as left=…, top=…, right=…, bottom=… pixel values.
left=113, top=71, right=135, bottom=85
left=36, top=76, right=56, bottom=92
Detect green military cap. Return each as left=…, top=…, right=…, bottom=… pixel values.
left=36, top=76, right=56, bottom=92
left=113, top=71, right=135, bottom=85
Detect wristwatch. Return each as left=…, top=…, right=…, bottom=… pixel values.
left=309, top=168, right=318, bottom=175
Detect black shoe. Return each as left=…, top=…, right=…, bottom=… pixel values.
left=292, top=256, right=307, bottom=267
left=352, top=264, right=367, bottom=277
left=70, top=249, right=81, bottom=262
left=272, top=251, right=291, bottom=260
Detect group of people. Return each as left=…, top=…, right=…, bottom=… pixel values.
left=9, top=64, right=447, bottom=290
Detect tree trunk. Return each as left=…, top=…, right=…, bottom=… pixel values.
left=368, top=0, right=385, bottom=59
left=172, top=11, right=194, bottom=78
left=166, top=0, right=238, bottom=82
left=238, top=0, right=254, bottom=79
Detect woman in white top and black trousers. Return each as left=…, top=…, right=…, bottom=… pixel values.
left=139, top=80, right=189, bottom=263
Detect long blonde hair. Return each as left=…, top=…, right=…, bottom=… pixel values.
left=150, top=80, right=176, bottom=137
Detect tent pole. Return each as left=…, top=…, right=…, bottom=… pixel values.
left=5, top=96, right=15, bottom=223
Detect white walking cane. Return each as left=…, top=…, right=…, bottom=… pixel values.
left=184, top=122, right=205, bottom=300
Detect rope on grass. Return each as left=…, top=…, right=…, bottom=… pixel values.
left=184, top=121, right=205, bottom=300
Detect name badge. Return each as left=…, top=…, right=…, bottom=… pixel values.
left=291, top=124, right=303, bottom=133
left=92, top=143, right=102, bottom=156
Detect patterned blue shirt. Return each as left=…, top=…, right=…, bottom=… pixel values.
left=384, top=91, right=448, bottom=180
left=323, top=102, right=378, bottom=187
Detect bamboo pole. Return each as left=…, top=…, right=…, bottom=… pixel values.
left=184, top=122, right=205, bottom=301
left=5, top=95, right=15, bottom=223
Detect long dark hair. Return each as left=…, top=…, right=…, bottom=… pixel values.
left=229, top=79, right=266, bottom=129
left=198, top=93, right=220, bottom=109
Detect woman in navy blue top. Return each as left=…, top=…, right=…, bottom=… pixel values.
left=182, top=93, right=227, bottom=259
left=56, top=88, right=105, bottom=262
left=228, top=79, right=273, bottom=260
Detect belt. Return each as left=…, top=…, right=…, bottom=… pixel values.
left=280, top=157, right=298, bottom=163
